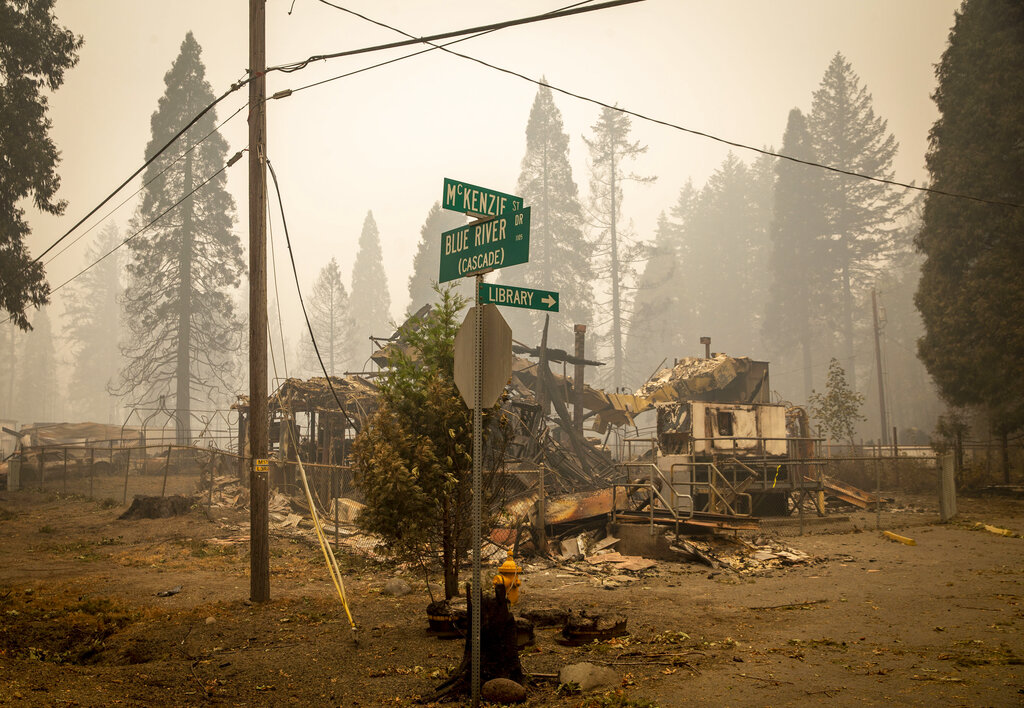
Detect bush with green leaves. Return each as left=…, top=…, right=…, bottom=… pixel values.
left=352, top=285, right=509, bottom=599
left=808, top=357, right=865, bottom=445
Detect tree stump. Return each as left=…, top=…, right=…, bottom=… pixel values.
left=118, top=495, right=195, bottom=520
left=424, top=583, right=523, bottom=702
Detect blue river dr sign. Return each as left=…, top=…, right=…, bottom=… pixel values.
left=438, top=206, right=531, bottom=283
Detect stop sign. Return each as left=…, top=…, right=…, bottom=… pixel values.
left=454, top=304, right=513, bottom=409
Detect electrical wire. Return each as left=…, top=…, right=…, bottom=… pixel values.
left=265, top=157, right=357, bottom=432
left=265, top=294, right=356, bottom=631
left=311, top=1, right=1024, bottom=211
left=34, top=75, right=252, bottom=263
left=268, top=0, right=642, bottom=74
left=42, top=102, right=249, bottom=268
left=46, top=154, right=242, bottom=299
left=25, top=0, right=640, bottom=279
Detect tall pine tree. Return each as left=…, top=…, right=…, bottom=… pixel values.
left=65, top=222, right=123, bottom=422
left=0, top=0, right=82, bottom=329
left=297, top=257, right=355, bottom=377
left=116, top=33, right=244, bottom=442
left=916, top=0, right=1024, bottom=467
left=503, top=82, right=593, bottom=349
left=808, top=53, right=905, bottom=388
left=407, top=202, right=470, bottom=314
left=624, top=181, right=697, bottom=386
left=16, top=308, right=57, bottom=423
left=584, top=105, right=654, bottom=389
left=681, top=153, right=770, bottom=357
left=763, top=109, right=831, bottom=401
left=350, top=211, right=391, bottom=367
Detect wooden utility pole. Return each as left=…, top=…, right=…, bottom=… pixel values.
left=872, top=288, right=889, bottom=447
left=248, top=0, right=270, bottom=603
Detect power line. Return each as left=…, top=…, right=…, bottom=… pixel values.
left=34, top=76, right=252, bottom=264
left=312, top=2, right=1024, bottom=211
left=268, top=0, right=643, bottom=74
left=265, top=157, right=357, bottom=431
left=27, top=1, right=640, bottom=273
left=46, top=154, right=242, bottom=300
left=16, top=3, right=638, bottom=321
left=43, top=102, right=249, bottom=268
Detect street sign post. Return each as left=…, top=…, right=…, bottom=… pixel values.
left=438, top=207, right=531, bottom=283
left=479, top=283, right=559, bottom=312
left=440, top=179, right=529, bottom=708
left=442, top=177, right=524, bottom=217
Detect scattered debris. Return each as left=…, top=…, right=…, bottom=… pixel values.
left=814, top=475, right=882, bottom=510
left=585, top=551, right=656, bottom=572
left=882, top=531, right=917, bottom=546
left=521, top=608, right=568, bottom=627
left=119, top=495, right=195, bottom=520
left=976, top=523, right=1016, bottom=538
left=558, top=610, right=628, bottom=645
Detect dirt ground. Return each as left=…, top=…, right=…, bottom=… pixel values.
left=0, top=489, right=1021, bottom=707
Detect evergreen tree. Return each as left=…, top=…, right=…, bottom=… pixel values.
left=503, top=82, right=593, bottom=349
left=351, top=286, right=508, bottom=599
left=682, top=153, right=769, bottom=356
left=65, top=222, right=123, bottom=422
left=0, top=320, right=21, bottom=420
left=623, top=214, right=682, bottom=385
left=809, top=357, right=865, bottom=446
left=584, top=105, right=654, bottom=390
left=407, top=202, right=470, bottom=314
left=808, top=53, right=906, bottom=387
left=763, top=109, right=831, bottom=401
left=624, top=181, right=697, bottom=385
left=915, top=0, right=1024, bottom=472
left=0, top=0, right=82, bottom=329
left=350, top=211, right=391, bottom=366
left=297, top=258, right=355, bottom=377
left=116, top=33, right=244, bottom=443
left=16, top=308, right=58, bottom=423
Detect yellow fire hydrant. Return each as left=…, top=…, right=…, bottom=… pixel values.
left=492, top=550, right=522, bottom=605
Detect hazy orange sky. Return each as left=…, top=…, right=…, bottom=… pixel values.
left=29, top=0, right=961, bottom=361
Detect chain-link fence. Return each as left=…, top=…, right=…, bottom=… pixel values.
left=6, top=443, right=364, bottom=521
left=8, top=444, right=240, bottom=505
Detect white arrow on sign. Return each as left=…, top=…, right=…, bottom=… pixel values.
left=541, top=294, right=556, bottom=309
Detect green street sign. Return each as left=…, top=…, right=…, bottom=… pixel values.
left=479, top=283, right=559, bottom=312
left=442, top=178, right=524, bottom=217
left=439, top=207, right=531, bottom=283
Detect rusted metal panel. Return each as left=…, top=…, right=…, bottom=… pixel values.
left=543, top=487, right=628, bottom=525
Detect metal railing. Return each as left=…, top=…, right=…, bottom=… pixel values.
left=670, top=461, right=753, bottom=517
left=612, top=462, right=693, bottom=537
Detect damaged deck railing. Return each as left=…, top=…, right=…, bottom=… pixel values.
left=672, top=461, right=753, bottom=517
left=612, top=462, right=694, bottom=537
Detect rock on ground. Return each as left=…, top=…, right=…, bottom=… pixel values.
left=382, top=578, right=411, bottom=597
left=559, top=662, right=619, bottom=691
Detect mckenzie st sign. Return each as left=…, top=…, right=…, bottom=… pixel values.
left=478, top=283, right=559, bottom=312
left=438, top=207, right=531, bottom=283
left=442, top=177, right=524, bottom=217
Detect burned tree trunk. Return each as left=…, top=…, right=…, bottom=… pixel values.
left=424, top=584, right=523, bottom=702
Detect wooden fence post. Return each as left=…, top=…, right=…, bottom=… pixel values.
left=123, top=447, right=132, bottom=505
left=161, top=445, right=172, bottom=497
